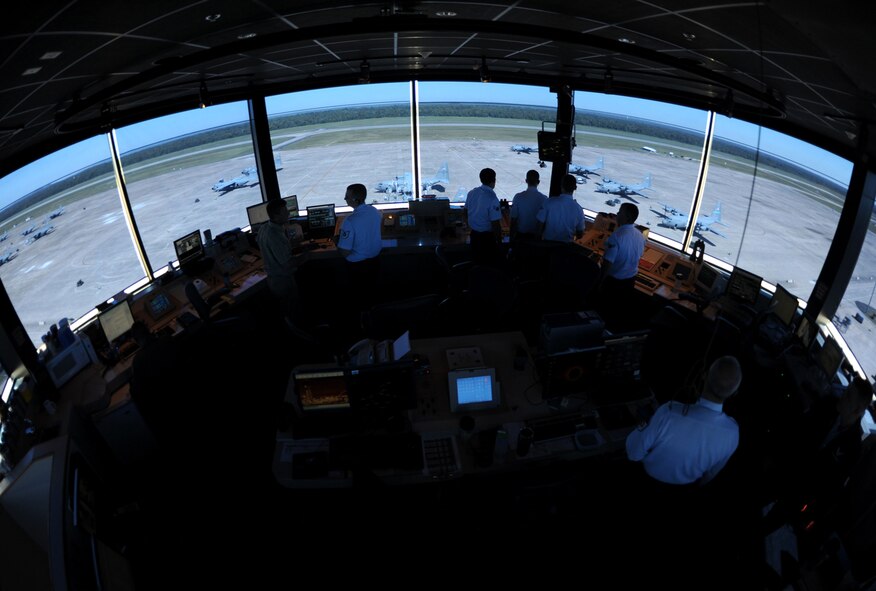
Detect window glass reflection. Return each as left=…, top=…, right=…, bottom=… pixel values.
left=707, top=116, right=851, bottom=295
left=418, top=82, right=555, bottom=204
left=0, top=137, right=143, bottom=346
left=573, top=92, right=707, bottom=223
left=266, top=84, right=413, bottom=209
left=116, top=103, right=259, bottom=270
left=837, top=196, right=876, bottom=383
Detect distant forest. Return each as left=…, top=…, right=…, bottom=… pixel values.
left=3, top=103, right=844, bottom=219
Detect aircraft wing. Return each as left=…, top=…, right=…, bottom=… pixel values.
left=650, top=207, right=671, bottom=220
left=707, top=226, right=727, bottom=238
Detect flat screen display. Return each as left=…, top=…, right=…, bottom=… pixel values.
left=294, top=369, right=350, bottom=412
left=147, top=292, right=173, bottom=319
left=725, top=267, right=762, bottom=305
left=173, top=230, right=203, bottom=265
left=448, top=368, right=499, bottom=412
left=99, top=300, right=135, bottom=344
left=695, top=264, right=718, bottom=291
left=246, top=202, right=270, bottom=226
left=770, top=284, right=798, bottom=326
left=306, top=204, right=337, bottom=239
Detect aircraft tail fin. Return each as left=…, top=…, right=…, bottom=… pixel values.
left=712, top=202, right=721, bottom=222
left=436, top=162, right=449, bottom=181
left=642, top=173, right=652, bottom=189
left=595, top=156, right=604, bottom=170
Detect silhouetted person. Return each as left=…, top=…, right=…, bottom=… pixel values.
left=336, top=183, right=382, bottom=310
left=257, top=198, right=307, bottom=335
left=535, top=174, right=584, bottom=242
left=596, top=202, right=645, bottom=328
left=465, top=168, right=502, bottom=266
left=510, top=169, right=547, bottom=241
left=626, top=355, right=742, bottom=486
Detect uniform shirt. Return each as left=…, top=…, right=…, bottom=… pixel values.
left=536, top=193, right=584, bottom=242
left=337, top=203, right=382, bottom=262
left=465, top=184, right=502, bottom=232
left=626, top=398, right=739, bottom=485
left=510, top=187, right=547, bottom=235
left=257, top=221, right=297, bottom=298
left=603, top=223, right=645, bottom=280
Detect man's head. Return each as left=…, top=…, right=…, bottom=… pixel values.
left=617, top=203, right=639, bottom=225
left=266, top=199, right=288, bottom=224
left=704, top=356, right=743, bottom=402
left=344, top=183, right=367, bottom=207
left=130, top=321, right=152, bottom=347
left=525, top=170, right=540, bottom=186
left=480, top=168, right=497, bottom=187
left=561, top=174, right=578, bottom=194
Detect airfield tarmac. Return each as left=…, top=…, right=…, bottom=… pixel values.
left=0, top=134, right=873, bottom=375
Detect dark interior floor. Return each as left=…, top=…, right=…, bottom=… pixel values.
left=80, top=250, right=871, bottom=589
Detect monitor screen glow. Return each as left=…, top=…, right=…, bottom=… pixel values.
left=448, top=368, right=499, bottom=412
left=294, top=370, right=350, bottom=412
left=173, top=230, right=203, bottom=265
left=726, top=267, right=762, bottom=305
left=246, top=202, right=270, bottom=226
left=99, top=300, right=135, bottom=344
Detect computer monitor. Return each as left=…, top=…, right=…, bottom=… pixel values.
left=306, top=204, right=337, bottom=239
left=347, top=361, right=417, bottom=415
left=173, top=230, right=203, bottom=267
left=145, top=291, right=175, bottom=320
left=770, top=284, right=798, bottom=327
left=725, top=267, right=762, bottom=305
left=695, top=264, right=719, bottom=294
left=537, top=346, right=606, bottom=399
left=98, top=299, right=135, bottom=344
left=816, top=336, right=844, bottom=382
left=448, top=367, right=499, bottom=412
left=292, top=368, right=351, bottom=413
left=282, top=195, right=299, bottom=216
left=246, top=202, right=270, bottom=227
left=247, top=195, right=299, bottom=228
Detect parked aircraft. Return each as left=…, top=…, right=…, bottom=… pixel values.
left=595, top=173, right=652, bottom=202
left=25, top=224, right=54, bottom=244
left=0, top=250, right=18, bottom=266
left=0, top=231, right=7, bottom=242
left=20, top=224, right=37, bottom=236
left=48, top=207, right=64, bottom=219
left=651, top=202, right=727, bottom=244
left=510, top=145, right=537, bottom=154
left=211, top=166, right=257, bottom=194
left=568, top=157, right=604, bottom=182
left=374, top=163, right=449, bottom=195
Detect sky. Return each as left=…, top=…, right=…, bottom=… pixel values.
left=0, top=81, right=853, bottom=209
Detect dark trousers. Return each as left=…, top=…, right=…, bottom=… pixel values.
left=346, top=256, right=381, bottom=311
left=597, top=275, right=637, bottom=329
left=469, top=230, right=500, bottom=267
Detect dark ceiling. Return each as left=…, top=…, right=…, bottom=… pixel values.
left=2, top=1, right=875, bottom=177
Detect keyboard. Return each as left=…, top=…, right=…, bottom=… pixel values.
left=421, top=433, right=460, bottom=478
left=526, top=412, right=598, bottom=443
left=634, top=273, right=660, bottom=293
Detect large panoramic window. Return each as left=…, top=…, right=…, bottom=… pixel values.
left=266, top=83, right=413, bottom=209
left=573, top=91, right=707, bottom=228
left=116, top=103, right=260, bottom=270
left=0, top=137, right=143, bottom=346
left=417, top=82, right=555, bottom=204
left=836, top=193, right=876, bottom=383
left=705, top=117, right=851, bottom=294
